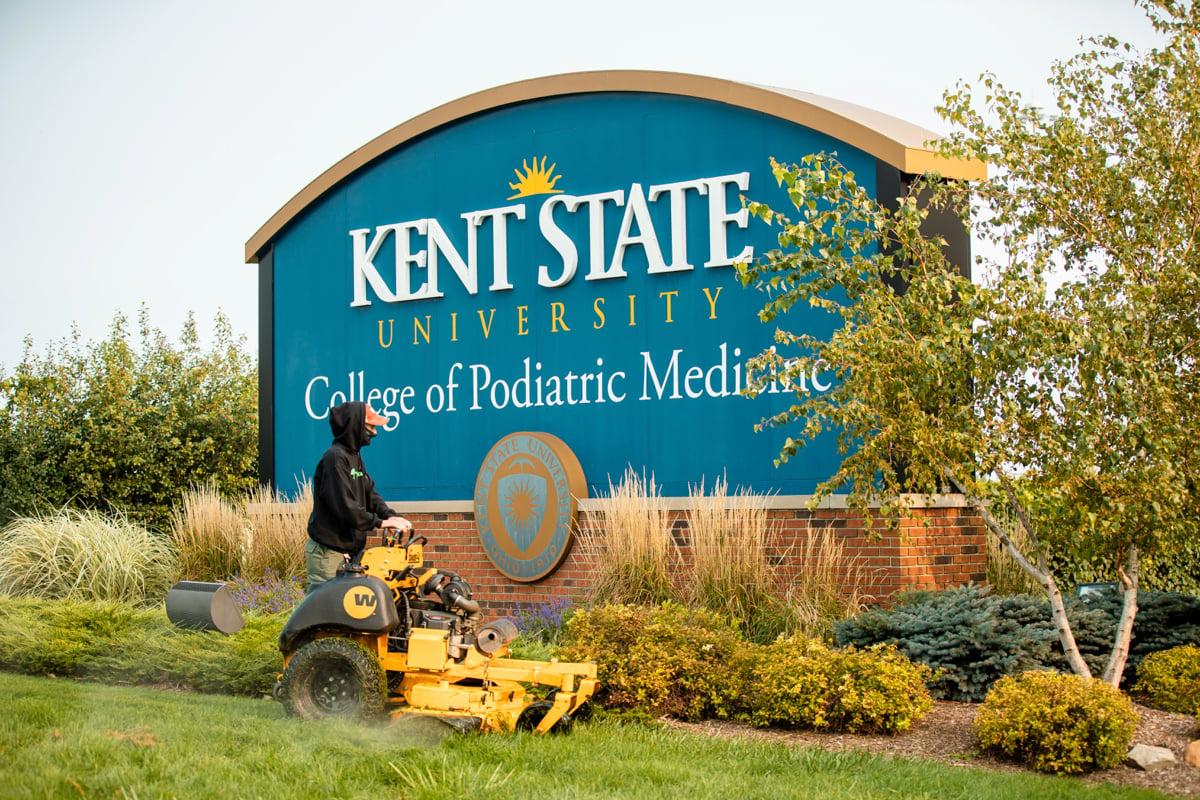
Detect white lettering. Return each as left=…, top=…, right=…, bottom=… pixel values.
left=647, top=177, right=708, bottom=272
left=348, top=170, right=754, bottom=305
left=463, top=205, right=526, bottom=292
left=538, top=195, right=578, bottom=287
left=611, top=183, right=666, bottom=274
left=703, top=172, right=754, bottom=268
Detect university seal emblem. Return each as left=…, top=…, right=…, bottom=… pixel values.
left=474, top=432, right=587, bottom=582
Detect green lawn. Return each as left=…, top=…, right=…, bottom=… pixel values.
left=0, top=672, right=1169, bottom=800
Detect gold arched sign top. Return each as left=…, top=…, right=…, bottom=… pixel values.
left=245, top=70, right=985, bottom=263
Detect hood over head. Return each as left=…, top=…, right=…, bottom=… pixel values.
left=329, top=401, right=372, bottom=451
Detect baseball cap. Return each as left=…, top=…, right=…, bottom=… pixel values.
left=365, top=406, right=387, bottom=426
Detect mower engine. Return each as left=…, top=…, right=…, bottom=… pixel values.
left=274, top=530, right=596, bottom=734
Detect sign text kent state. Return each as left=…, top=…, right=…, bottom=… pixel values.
left=269, top=90, right=872, bottom=500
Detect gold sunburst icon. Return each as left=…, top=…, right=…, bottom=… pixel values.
left=507, top=156, right=564, bottom=200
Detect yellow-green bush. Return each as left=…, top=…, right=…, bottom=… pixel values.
left=746, top=636, right=933, bottom=733
left=556, top=601, right=755, bottom=721
left=1133, top=644, right=1200, bottom=716
left=975, top=671, right=1139, bottom=774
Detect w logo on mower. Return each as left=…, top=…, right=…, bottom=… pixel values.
left=342, top=586, right=378, bottom=619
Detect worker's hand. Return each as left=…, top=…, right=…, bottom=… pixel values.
left=381, top=516, right=412, bottom=533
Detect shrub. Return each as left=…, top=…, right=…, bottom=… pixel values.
left=0, top=309, right=258, bottom=531
left=0, top=509, right=178, bottom=605
left=557, top=601, right=753, bottom=721
left=746, top=636, right=933, bottom=733
left=1075, top=588, right=1200, bottom=682
left=836, top=584, right=1200, bottom=698
left=0, top=594, right=284, bottom=695
left=834, top=585, right=1058, bottom=701
left=1133, top=644, right=1200, bottom=716
left=975, top=671, right=1139, bottom=774
left=0, top=596, right=143, bottom=675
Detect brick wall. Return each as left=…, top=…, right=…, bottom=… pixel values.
left=370, top=501, right=987, bottom=619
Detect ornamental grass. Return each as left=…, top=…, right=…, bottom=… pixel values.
left=583, top=467, right=677, bottom=606
left=0, top=508, right=177, bottom=605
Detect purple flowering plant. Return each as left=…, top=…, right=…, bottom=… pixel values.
left=225, top=568, right=306, bottom=615
left=507, top=596, right=575, bottom=644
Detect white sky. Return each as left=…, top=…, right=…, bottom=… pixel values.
left=0, top=0, right=1159, bottom=371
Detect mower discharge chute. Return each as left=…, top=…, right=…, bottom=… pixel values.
left=274, top=530, right=597, bottom=734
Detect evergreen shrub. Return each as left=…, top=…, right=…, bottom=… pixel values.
left=747, top=636, right=933, bottom=733
left=834, top=585, right=1056, bottom=701
left=1132, top=644, right=1200, bottom=716
left=556, top=601, right=754, bottom=721
left=0, top=595, right=283, bottom=695
left=836, top=584, right=1200, bottom=699
left=975, top=670, right=1139, bottom=774
left=1076, top=588, right=1200, bottom=681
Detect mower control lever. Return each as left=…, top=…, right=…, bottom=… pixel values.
left=382, top=526, right=422, bottom=547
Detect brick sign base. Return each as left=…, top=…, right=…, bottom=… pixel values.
left=367, top=503, right=987, bottom=619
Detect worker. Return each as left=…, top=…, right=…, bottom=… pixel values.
left=306, top=400, right=411, bottom=592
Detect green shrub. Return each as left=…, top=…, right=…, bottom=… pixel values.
left=0, top=309, right=258, bottom=531
left=835, top=585, right=1058, bottom=701
left=0, top=509, right=179, bottom=604
left=557, top=601, right=753, bottom=721
left=836, top=585, right=1200, bottom=698
left=975, top=671, right=1139, bottom=775
left=1133, top=644, right=1200, bottom=716
left=1075, top=588, right=1200, bottom=682
left=0, top=594, right=283, bottom=695
left=746, top=636, right=933, bottom=733
left=0, top=596, right=141, bottom=675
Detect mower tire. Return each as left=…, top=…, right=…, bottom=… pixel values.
left=279, top=637, right=387, bottom=721
left=516, top=700, right=573, bottom=734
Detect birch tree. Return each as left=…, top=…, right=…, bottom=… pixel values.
left=738, top=0, right=1199, bottom=685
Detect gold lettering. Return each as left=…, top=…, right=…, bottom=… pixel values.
left=413, top=316, right=432, bottom=345
left=478, top=308, right=496, bottom=339
left=593, top=297, right=606, bottom=329
left=660, top=290, right=678, bottom=323
left=451, top=311, right=458, bottom=342
left=378, top=319, right=394, bottom=349
left=628, top=294, right=637, bottom=327
left=517, top=305, right=529, bottom=336
left=551, top=302, right=570, bottom=332
left=703, top=286, right=723, bottom=319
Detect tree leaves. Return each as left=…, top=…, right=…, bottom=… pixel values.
left=740, top=0, right=1200, bottom=682
left=0, top=307, right=258, bottom=530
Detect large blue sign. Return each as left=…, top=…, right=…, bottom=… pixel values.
left=250, top=73, right=974, bottom=500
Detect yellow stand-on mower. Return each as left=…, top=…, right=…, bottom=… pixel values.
left=273, top=531, right=597, bottom=734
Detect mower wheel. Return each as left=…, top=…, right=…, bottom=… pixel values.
left=516, top=700, right=572, bottom=734
left=279, top=637, right=387, bottom=721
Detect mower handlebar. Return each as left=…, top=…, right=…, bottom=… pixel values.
left=381, top=526, right=425, bottom=548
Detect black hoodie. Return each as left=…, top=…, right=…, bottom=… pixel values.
left=306, top=401, right=397, bottom=553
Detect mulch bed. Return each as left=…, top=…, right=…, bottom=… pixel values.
left=663, top=701, right=1200, bottom=798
